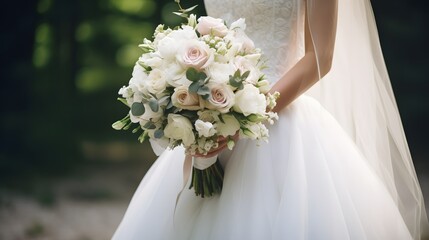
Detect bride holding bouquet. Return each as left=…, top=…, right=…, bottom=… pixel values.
left=113, top=0, right=429, bottom=239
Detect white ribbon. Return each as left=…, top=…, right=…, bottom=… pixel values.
left=193, top=155, right=218, bottom=170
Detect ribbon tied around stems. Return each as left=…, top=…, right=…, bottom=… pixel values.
left=174, top=153, right=223, bottom=220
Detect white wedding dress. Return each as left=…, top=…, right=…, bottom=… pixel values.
left=113, top=0, right=428, bottom=239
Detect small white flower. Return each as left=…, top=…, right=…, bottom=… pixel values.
left=195, top=119, right=216, bottom=138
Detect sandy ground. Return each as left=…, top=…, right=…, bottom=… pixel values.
left=1, top=161, right=428, bottom=240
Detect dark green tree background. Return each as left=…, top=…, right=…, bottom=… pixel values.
left=0, top=0, right=428, bottom=184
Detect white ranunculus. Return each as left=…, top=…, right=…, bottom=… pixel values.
left=234, top=84, right=266, bottom=116
left=171, top=86, right=203, bottom=110
left=197, top=16, right=229, bottom=37
left=164, top=114, right=195, bottom=147
left=143, top=68, right=167, bottom=95
left=205, top=83, right=235, bottom=113
left=216, top=114, right=240, bottom=137
left=206, top=62, right=235, bottom=84
left=176, top=39, right=214, bottom=70
left=195, top=119, right=216, bottom=137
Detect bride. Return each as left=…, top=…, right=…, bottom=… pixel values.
left=113, top=0, right=429, bottom=239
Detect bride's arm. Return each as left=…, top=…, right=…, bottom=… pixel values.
left=270, top=0, right=338, bottom=112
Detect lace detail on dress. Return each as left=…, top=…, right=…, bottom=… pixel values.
left=204, top=0, right=305, bottom=83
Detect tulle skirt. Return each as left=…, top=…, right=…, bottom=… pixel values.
left=112, top=95, right=413, bottom=240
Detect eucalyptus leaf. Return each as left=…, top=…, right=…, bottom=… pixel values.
left=148, top=99, right=159, bottom=112
left=166, top=100, right=174, bottom=109
left=197, top=86, right=210, bottom=96
left=143, top=121, right=156, bottom=130
left=154, top=129, right=164, bottom=139
left=202, top=94, right=210, bottom=100
left=186, top=68, right=200, bottom=82
left=131, top=102, right=145, bottom=116
left=234, top=69, right=241, bottom=78
left=189, top=81, right=201, bottom=93
left=241, top=70, right=250, bottom=79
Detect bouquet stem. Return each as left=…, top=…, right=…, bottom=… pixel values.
left=189, top=158, right=224, bottom=198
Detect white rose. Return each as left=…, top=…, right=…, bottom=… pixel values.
left=195, top=119, right=216, bottom=137
left=142, top=69, right=167, bottom=95
left=197, top=16, right=229, bottom=37
left=216, top=114, right=240, bottom=137
left=205, top=82, right=235, bottom=113
left=176, top=39, right=214, bottom=70
left=233, top=84, right=266, bottom=116
left=171, top=86, right=203, bottom=110
left=164, top=114, right=196, bottom=147
left=206, top=62, right=236, bottom=84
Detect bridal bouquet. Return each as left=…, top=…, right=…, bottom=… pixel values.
left=113, top=3, right=279, bottom=198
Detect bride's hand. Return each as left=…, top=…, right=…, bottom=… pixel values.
left=192, top=133, right=239, bottom=158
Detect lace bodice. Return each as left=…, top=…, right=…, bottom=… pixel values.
left=204, top=0, right=305, bottom=83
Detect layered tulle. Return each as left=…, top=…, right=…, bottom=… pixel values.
left=113, top=95, right=413, bottom=240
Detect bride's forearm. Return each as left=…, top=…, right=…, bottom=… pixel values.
left=270, top=51, right=329, bottom=112
left=270, top=0, right=337, bottom=112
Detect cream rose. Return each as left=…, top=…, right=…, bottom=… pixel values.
left=216, top=114, right=240, bottom=137
left=177, top=40, right=214, bottom=70
left=164, top=114, right=195, bottom=147
left=171, top=86, right=203, bottom=110
left=197, top=16, right=228, bottom=37
left=205, top=83, right=235, bottom=113
left=195, top=119, right=216, bottom=137
left=233, top=84, right=266, bottom=116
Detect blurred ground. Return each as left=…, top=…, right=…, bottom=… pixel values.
left=0, top=156, right=428, bottom=240
left=0, top=158, right=151, bottom=240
